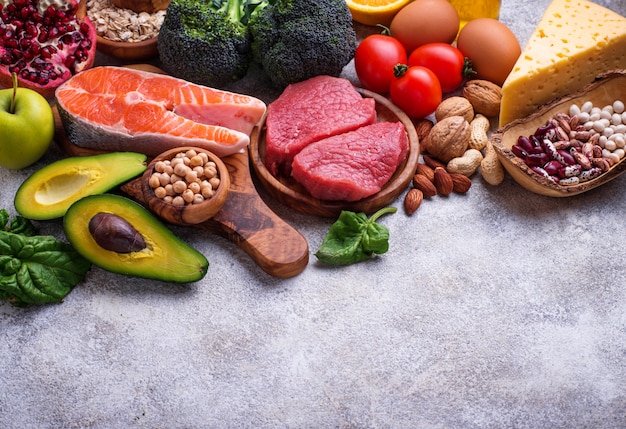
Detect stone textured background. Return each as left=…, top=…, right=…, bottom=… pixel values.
left=1, top=1, right=625, bottom=428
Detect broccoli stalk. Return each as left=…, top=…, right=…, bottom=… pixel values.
left=248, top=0, right=358, bottom=90
left=158, top=0, right=267, bottom=87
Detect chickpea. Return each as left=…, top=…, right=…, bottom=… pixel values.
left=149, top=173, right=161, bottom=188
left=185, top=170, right=198, bottom=183
left=209, top=177, right=221, bottom=189
left=149, top=149, right=222, bottom=206
left=173, top=162, right=189, bottom=177
left=204, top=165, right=217, bottom=178
left=188, top=181, right=201, bottom=194
left=172, top=180, right=187, bottom=194
left=190, top=155, right=203, bottom=167
left=158, top=172, right=170, bottom=187
left=154, top=161, right=167, bottom=173
left=154, top=186, right=167, bottom=198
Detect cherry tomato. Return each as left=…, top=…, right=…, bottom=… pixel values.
left=354, top=34, right=407, bottom=94
left=390, top=65, right=442, bottom=119
left=408, top=43, right=474, bottom=93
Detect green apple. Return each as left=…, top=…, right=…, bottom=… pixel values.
left=0, top=74, right=55, bottom=170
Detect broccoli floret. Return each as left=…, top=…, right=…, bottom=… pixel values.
left=248, top=0, right=357, bottom=90
left=158, top=0, right=266, bottom=87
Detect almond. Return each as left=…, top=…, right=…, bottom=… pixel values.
left=415, top=163, right=435, bottom=182
left=413, top=118, right=434, bottom=144
left=433, top=167, right=453, bottom=196
left=422, top=154, right=447, bottom=170
left=450, top=173, right=472, bottom=193
left=412, top=174, right=437, bottom=197
left=404, top=188, right=423, bottom=215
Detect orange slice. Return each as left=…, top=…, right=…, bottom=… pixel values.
left=346, top=0, right=412, bottom=27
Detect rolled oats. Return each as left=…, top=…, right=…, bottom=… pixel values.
left=86, top=0, right=166, bottom=43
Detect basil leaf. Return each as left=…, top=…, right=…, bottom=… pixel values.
left=315, top=206, right=396, bottom=266
left=0, top=230, right=91, bottom=307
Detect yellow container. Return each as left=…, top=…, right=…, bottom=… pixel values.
left=448, top=0, right=501, bottom=27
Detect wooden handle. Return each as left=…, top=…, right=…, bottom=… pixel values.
left=121, top=150, right=309, bottom=278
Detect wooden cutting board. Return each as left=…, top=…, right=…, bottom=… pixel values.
left=53, top=65, right=309, bottom=279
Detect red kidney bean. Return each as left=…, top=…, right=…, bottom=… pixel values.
left=558, top=164, right=582, bottom=178
left=558, top=149, right=576, bottom=165
left=525, top=152, right=550, bottom=167
left=543, top=160, right=562, bottom=176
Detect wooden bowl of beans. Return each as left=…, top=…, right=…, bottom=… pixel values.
left=141, top=147, right=230, bottom=225
left=491, top=70, right=626, bottom=197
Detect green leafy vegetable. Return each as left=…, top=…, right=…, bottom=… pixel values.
left=0, top=210, right=91, bottom=307
left=315, top=206, right=397, bottom=266
left=1, top=208, right=36, bottom=236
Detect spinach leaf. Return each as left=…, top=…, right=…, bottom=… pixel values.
left=315, top=206, right=397, bottom=266
left=0, top=208, right=36, bottom=236
left=0, top=212, right=91, bottom=307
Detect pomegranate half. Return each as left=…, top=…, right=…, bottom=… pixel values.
left=0, top=0, right=97, bottom=99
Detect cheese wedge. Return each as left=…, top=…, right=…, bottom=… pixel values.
left=499, top=0, right=626, bottom=127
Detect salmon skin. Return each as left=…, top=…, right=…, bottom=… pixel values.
left=55, top=66, right=267, bottom=158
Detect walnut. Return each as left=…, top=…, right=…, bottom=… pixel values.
left=421, top=116, right=470, bottom=163
left=462, top=80, right=503, bottom=117
left=435, top=96, right=474, bottom=123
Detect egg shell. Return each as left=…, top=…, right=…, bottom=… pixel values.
left=456, top=18, right=521, bottom=86
left=390, top=0, right=460, bottom=55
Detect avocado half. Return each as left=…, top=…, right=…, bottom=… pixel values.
left=64, top=194, right=209, bottom=283
left=14, top=152, right=147, bottom=220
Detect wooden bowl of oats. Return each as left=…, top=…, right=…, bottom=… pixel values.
left=77, top=0, right=165, bottom=61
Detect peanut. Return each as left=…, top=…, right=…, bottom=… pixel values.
left=480, top=140, right=505, bottom=185
left=446, top=148, right=483, bottom=176
left=468, top=114, right=490, bottom=151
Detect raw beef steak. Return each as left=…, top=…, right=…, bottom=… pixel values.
left=291, top=121, right=408, bottom=202
left=264, top=75, right=377, bottom=176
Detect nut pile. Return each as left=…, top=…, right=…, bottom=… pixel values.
left=86, top=0, right=165, bottom=42
left=148, top=149, right=221, bottom=206
left=403, top=79, right=506, bottom=215
left=511, top=99, right=625, bottom=185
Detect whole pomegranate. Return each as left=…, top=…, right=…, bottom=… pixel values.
left=0, top=0, right=97, bottom=99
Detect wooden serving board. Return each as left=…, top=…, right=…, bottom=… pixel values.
left=52, top=66, right=309, bottom=279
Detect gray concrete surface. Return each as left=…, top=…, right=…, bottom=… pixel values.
left=1, top=1, right=625, bottom=428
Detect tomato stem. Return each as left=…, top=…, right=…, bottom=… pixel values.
left=462, top=57, right=477, bottom=78
left=393, top=63, right=409, bottom=78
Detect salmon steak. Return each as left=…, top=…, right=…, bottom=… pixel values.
left=55, top=66, right=267, bottom=158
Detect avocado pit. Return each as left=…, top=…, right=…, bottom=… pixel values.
left=88, top=212, right=147, bottom=253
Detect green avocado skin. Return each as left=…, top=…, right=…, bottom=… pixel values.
left=64, top=194, right=209, bottom=284
left=14, top=152, right=147, bottom=220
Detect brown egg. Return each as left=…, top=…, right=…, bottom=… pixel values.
left=456, top=18, right=521, bottom=86
left=390, top=0, right=460, bottom=55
